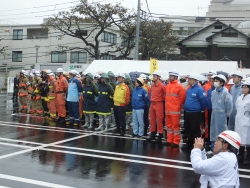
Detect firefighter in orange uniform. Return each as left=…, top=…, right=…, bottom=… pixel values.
left=164, top=69, right=186, bottom=148
left=54, top=68, right=68, bottom=123
left=146, top=70, right=166, bottom=143
left=46, top=70, right=57, bottom=121
left=27, top=73, right=36, bottom=114
left=18, top=70, right=29, bottom=113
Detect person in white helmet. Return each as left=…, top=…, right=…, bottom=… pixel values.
left=235, top=81, right=250, bottom=164
left=204, top=70, right=217, bottom=93
left=229, top=71, right=243, bottom=131
left=210, top=75, right=233, bottom=150
left=191, top=130, right=241, bottom=188
left=182, top=73, right=207, bottom=150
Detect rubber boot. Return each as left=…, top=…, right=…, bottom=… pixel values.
left=88, top=114, right=94, bottom=129
left=146, top=132, right=156, bottom=142
left=120, top=126, right=125, bottom=136
left=243, top=146, right=250, bottom=165
left=58, top=117, right=65, bottom=124
left=155, top=133, right=163, bottom=144
left=82, top=114, right=90, bottom=128
left=104, top=115, right=110, bottom=132
left=95, top=115, right=104, bottom=131
left=110, top=109, right=116, bottom=128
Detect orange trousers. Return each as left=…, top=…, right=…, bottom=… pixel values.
left=55, top=93, right=66, bottom=117
left=166, top=115, right=181, bottom=144
left=48, top=99, right=56, bottom=118
left=150, top=102, right=164, bottom=134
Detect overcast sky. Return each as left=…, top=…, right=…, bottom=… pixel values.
left=0, top=0, right=211, bottom=25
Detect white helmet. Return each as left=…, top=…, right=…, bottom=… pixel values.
left=245, top=77, right=250, bottom=82
left=228, top=79, right=234, bottom=85
left=29, top=73, right=34, bottom=78
left=34, top=70, right=40, bottom=75
left=198, top=75, right=208, bottom=82
left=214, top=74, right=227, bottom=83
left=152, top=70, right=162, bottom=77
left=208, top=70, right=217, bottom=76
left=46, top=69, right=53, bottom=74
left=20, top=70, right=26, bottom=74
left=69, top=70, right=78, bottom=75
left=188, top=73, right=200, bottom=80
left=93, top=74, right=101, bottom=79
left=56, top=68, right=64, bottom=73
left=229, top=72, right=234, bottom=77
left=231, top=71, right=243, bottom=78
left=117, top=72, right=125, bottom=78
left=169, top=69, right=179, bottom=77
left=218, top=131, right=241, bottom=150
left=242, top=80, right=250, bottom=86
left=140, top=74, right=147, bottom=80
left=26, top=82, right=31, bottom=86
left=160, top=74, right=169, bottom=81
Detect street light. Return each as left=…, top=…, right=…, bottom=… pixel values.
left=35, top=45, right=40, bottom=64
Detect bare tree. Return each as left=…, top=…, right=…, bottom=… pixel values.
left=0, top=29, right=10, bottom=58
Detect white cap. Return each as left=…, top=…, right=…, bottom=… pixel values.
left=56, top=68, right=64, bottom=73
left=214, top=74, right=227, bottom=83
left=169, top=69, right=179, bottom=77
left=208, top=70, right=217, bottom=76
left=140, top=74, right=147, bottom=80
left=218, top=130, right=241, bottom=150
left=228, top=79, right=234, bottom=85
left=231, top=71, right=243, bottom=78
left=152, top=70, right=162, bottom=77
left=117, top=73, right=125, bottom=78
left=46, top=69, right=53, bottom=75
left=188, top=73, right=200, bottom=80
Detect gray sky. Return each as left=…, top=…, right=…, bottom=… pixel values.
left=0, top=0, right=211, bottom=25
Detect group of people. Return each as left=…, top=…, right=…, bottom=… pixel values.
left=15, top=68, right=249, bottom=161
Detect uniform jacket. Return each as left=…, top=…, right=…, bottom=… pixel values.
left=191, top=148, right=239, bottom=188
left=18, top=76, right=28, bottom=96
left=184, top=83, right=207, bottom=112
left=82, top=81, right=99, bottom=113
left=113, top=83, right=130, bottom=106
left=67, top=77, right=82, bottom=102
left=150, top=81, right=165, bottom=103
left=165, top=80, right=186, bottom=115
left=55, top=75, right=68, bottom=93
left=235, top=94, right=250, bottom=145
left=132, top=87, right=149, bottom=110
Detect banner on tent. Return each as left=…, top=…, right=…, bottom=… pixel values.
left=7, top=77, right=14, bottom=93
left=150, top=58, right=158, bottom=74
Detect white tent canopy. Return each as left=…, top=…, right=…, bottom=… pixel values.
left=84, top=60, right=238, bottom=76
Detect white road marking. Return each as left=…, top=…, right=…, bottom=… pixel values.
left=0, top=138, right=45, bottom=146
left=0, top=142, right=31, bottom=149
left=0, top=133, right=95, bottom=160
left=0, top=174, right=74, bottom=188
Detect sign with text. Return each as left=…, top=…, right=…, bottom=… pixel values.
left=7, top=77, right=14, bottom=93
left=150, top=58, right=159, bottom=74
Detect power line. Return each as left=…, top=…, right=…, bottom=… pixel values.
left=0, top=1, right=79, bottom=13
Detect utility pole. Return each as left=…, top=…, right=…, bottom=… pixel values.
left=134, top=0, right=141, bottom=60
left=35, top=45, right=40, bottom=64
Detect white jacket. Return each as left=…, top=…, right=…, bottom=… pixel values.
left=191, top=148, right=239, bottom=188
left=235, top=94, right=250, bottom=145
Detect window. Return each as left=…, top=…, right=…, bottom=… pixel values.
left=101, top=54, right=116, bottom=60
left=12, top=51, right=22, bottom=62
left=101, top=31, right=117, bottom=44
left=75, top=30, right=88, bottom=37
left=51, top=52, right=67, bottom=63
left=70, top=52, right=87, bottom=64
left=221, top=33, right=238, bottom=38
left=214, top=25, right=222, bottom=29
left=13, top=29, right=23, bottom=40
left=179, top=27, right=184, bottom=31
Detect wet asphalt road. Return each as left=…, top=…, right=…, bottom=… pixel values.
left=0, top=95, right=249, bottom=188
